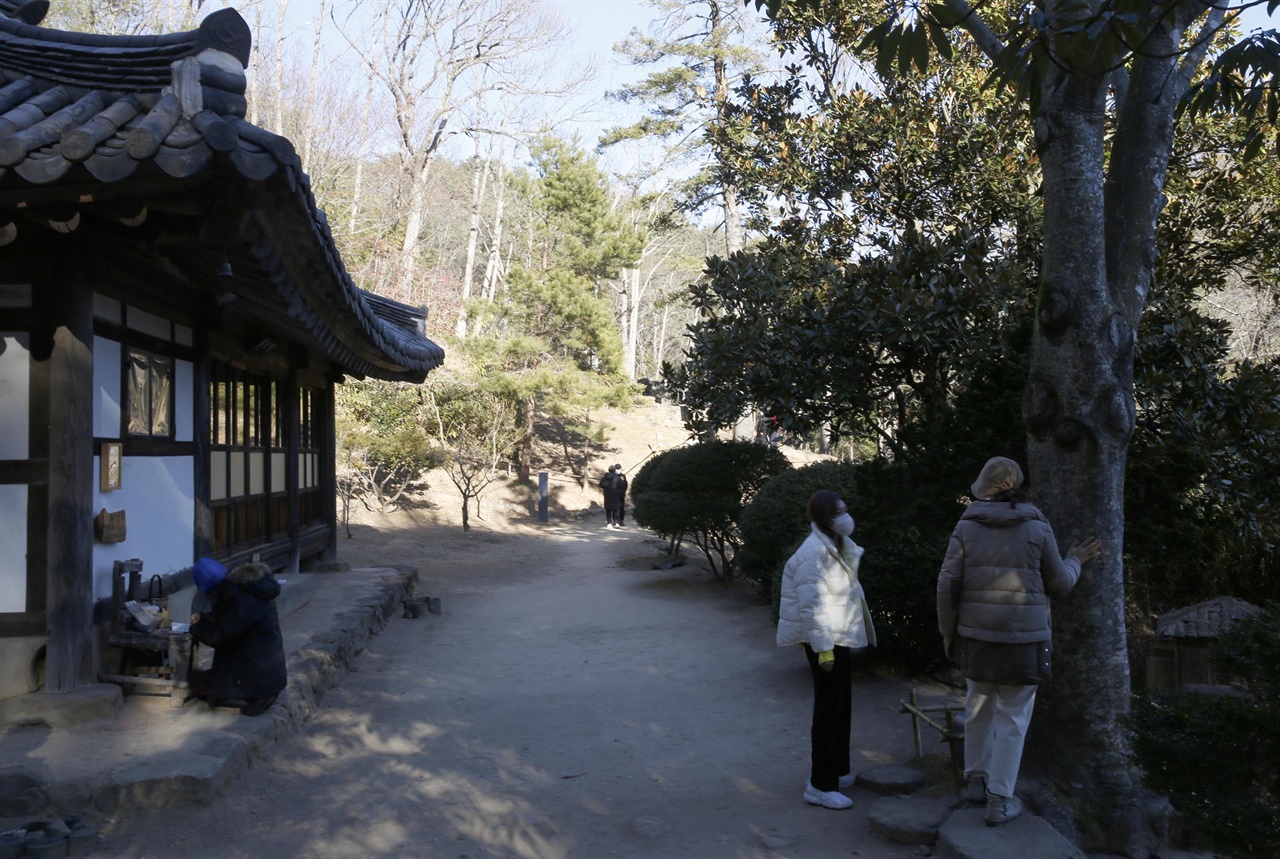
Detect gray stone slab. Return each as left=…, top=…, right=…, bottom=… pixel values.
left=274, top=572, right=318, bottom=618
left=101, top=752, right=230, bottom=810
left=0, top=685, right=121, bottom=730
left=869, top=795, right=958, bottom=845
left=937, top=807, right=1085, bottom=859
left=0, top=568, right=418, bottom=822
left=856, top=763, right=928, bottom=795
left=0, top=765, right=50, bottom=817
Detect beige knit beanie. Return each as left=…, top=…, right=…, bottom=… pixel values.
left=971, top=457, right=1024, bottom=501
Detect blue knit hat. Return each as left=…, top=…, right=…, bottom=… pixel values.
left=192, top=557, right=228, bottom=592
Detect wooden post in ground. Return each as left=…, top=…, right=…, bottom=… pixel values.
left=43, top=263, right=95, bottom=692
left=538, top=472, right=549, bottom=524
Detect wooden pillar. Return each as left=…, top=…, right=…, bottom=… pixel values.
left=318, top=377, right=337, bottom=562
left=283, top=370, right=300, bottom=573
left=43, top=270, right=95, bottom=692
left=192, top=329, right=212, bottom=559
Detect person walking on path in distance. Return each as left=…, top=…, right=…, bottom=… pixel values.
left=599, top=464, right=625, bottom=529
left=613, top=463, right=629, bottom=526
left=937, top=457, right=1101, bottom=826
left=776, top=490, right=877, bottom=810
left=189, top=558, right=287, bottom=717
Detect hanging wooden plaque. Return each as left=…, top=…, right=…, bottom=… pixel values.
left=94, top=508, right=126, bottom=543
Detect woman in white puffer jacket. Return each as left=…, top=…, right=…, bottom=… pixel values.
left=776, top=490, right=877, bottom=810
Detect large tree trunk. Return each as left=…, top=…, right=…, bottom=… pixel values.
left=1024, top=67, right=1143, bottom=853
left=1023, top=9, right=1200, bottom=852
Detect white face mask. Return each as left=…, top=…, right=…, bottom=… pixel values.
left=831, top=513, right=855, bottom=537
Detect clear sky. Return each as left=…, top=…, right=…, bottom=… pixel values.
left=547, top=0, right=668, bottom=171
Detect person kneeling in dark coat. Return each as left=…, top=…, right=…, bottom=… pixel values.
left=188, top=558, right=287, bottom=716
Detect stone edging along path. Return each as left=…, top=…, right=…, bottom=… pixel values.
left=0, top=567, right=417, bottom=819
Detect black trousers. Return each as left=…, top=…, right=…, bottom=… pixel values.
left=803, top=644, right=853, bottom=792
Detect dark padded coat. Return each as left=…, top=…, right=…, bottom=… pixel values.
left=936, top=501, right=1080, bottom=685
left=190, top=563, right=287, bottom=704
left=599, top=472, right=627, bottom=510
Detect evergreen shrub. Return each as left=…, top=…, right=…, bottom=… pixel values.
left=631, top=439, right=790, bottom=580
left=1129, top=605, right=1280, bottom=859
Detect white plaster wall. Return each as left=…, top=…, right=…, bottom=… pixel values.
left=0, top=334, right=29, bottom=614
left=93, top=336, right=122, bottom=439
left=175, top=358, right=193, bottom=442
left=126, top=306, right=171, bottom=340
left=1, top=333, right=29, bottom=459
left=0, top=484, right=27, bottom=613
left=0, top=637, right=43, bottom=700
left=92, top=456, right=194, bottom=599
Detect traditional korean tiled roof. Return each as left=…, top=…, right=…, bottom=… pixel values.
left=0, top=5, right=443, bottom=381
left=1155, top=596, right=1262, bottom=640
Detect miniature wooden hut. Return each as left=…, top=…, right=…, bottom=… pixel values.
left=0, top=4, right=444, bottom=698
left=1146, top=596, right=1261, bottom=694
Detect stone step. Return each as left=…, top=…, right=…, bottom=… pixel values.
left=855, top=763, right=928, bottom=795
left=868, top=795, right=958, bottom=846
left=936, top=806, right=1086, bottom=859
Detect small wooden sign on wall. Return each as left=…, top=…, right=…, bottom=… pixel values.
left=94, top=508, right=126, bottom=543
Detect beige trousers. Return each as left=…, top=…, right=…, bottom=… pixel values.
left=963, top=680, right=1037, bottom=799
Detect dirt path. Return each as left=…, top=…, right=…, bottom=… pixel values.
left=98, top=521, right=942, bottom=859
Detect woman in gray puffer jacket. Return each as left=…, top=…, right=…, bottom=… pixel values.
left=937, top=457, right=1099, bottom=826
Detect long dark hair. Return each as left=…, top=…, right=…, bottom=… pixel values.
left=807, top=489, right=845, bottom=548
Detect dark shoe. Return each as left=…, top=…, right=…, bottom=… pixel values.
left=985, top=792, right=1023, bottom=826
left=965, top=773, right=987, bottom=805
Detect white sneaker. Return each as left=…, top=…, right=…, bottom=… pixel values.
left=985, top=792, right=1023, bottom=826
left=838, top=773, right=856, bottom=789
left=804, top=782, right=852, bottom=810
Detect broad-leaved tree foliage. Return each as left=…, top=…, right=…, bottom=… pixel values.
left=670, top=36, right=1039, bottom=458
left=735, top=0, right=1280, bottom=851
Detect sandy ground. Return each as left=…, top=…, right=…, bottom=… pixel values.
left=95, top=516, right=957, bottom=859
left=88, top=402, right=959, bottom=858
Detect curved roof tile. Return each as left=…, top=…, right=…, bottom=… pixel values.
left=0, top=6, right=443, bottom=380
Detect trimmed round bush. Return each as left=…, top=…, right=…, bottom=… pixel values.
left=632, top=439, right=791, bottom=580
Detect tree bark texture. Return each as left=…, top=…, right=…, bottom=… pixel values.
left=1022, top=8, right=1198, bottom=853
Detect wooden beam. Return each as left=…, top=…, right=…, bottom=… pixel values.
left=283, top=370, right=300, bottom=574
left=0, top=612, right=46, bottom=637
left=43, top=263, right=96, bottom=691
left=193, top=325, right=212, bottom=558
left=318, top=379, right=337, bottom=563
left=0, top=459, right=46, bottom=484
left=27, top=317, right=50, bottom=616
